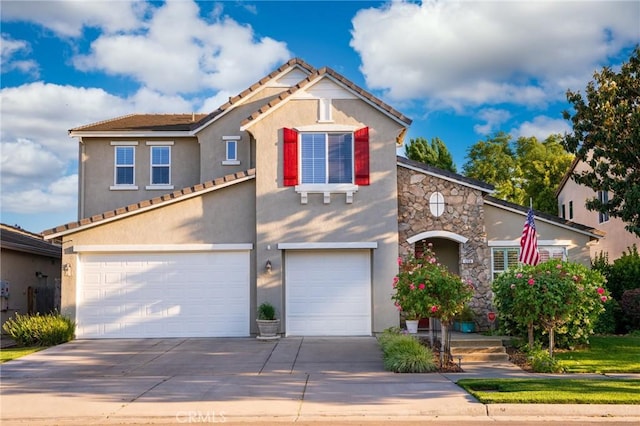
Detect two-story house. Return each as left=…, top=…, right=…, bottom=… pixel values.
left=556, top=158, right=640, bottom=261
left=43, top=58, right=603, bottom=338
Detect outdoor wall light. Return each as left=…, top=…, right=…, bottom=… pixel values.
left=63, top=263, right=72, bottom=277
left=265, top=260, right=272, bottom=273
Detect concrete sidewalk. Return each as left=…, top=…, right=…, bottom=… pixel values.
left=1, top=336, right=639, bottom=425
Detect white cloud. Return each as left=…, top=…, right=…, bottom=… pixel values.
left=1, top=34, right=39, bottom=77
left=1, top=0, right=145, bottom=37
left=351, top=0, right=640, bottom=109
left=473, top=108, right=512, bottom=135
left=73, top=0, right=291, bottom=96
left=1, top=174, right=78, bottom=215
left=1, top=139, right=65, bottom=184
left=511, top=116, right=572, bottom=140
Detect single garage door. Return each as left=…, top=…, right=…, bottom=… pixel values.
left=285, top=250, right=371, bottom=336
left=77, top=251, right=249, bottom=338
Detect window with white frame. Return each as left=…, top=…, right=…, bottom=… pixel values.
left=114, top=146, right=135, bottom=185
left=300, top=132, right=353, bottom=184
left=598, top=191, right=610, bottom=223
left=222, top=136, right=241, bottom=165
left=491, top=246, right=567, bottom=279
left=150, top=146, right=171, bottom=185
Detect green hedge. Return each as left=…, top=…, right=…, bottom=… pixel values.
left=2, top=312, right=75, bottom=346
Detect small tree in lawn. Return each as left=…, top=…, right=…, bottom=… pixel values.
left=493, top=259, right=607, bottom=356
left=393, top=245, right=474, bottom=364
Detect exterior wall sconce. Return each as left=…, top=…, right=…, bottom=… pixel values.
left=63, top=263, right=72, bottom=277
left=265, top=260, right=272, bottom=273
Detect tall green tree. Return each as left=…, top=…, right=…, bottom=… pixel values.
left=463, top=132, right=572, bottom=214
left=405, top=137, right=457, bottom=172
left=562, top=46, right=640, bottom=236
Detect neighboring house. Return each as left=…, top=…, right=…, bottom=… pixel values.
left=43, top=58, right=602, bottom=338
left=1, top=224, right=61, bottom=329
left=556, top=158, right=640, bottom=261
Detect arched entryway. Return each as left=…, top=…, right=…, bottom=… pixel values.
left=407, top=230, right=469, bottom=330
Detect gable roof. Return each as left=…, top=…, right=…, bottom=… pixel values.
left=484, top=195, right=604, bottom=239
left=555, top=156, right=580, bottom=197
left=240, top=66, right=412, bottom=130
left=397, top=156, right=494, bottom=193
left=1, top=224, right=61, bottom=258
left=42, top=170, right=256, bottom=239
left=69, top=58, right=317, bottom=137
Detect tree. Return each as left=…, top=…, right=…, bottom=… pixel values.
left=463, top=132, right=572, bottom=214
left=492, top=259, right=607, bottom=356
left=562, top=46, right=640, bottom=236
left=405, top=137, right=457, bottom=172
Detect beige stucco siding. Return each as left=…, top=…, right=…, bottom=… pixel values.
left=59, top=180, right=256, bottom=322
left=557, top=161, right=640, bottom=260
left=197, top=89, right=288, bottom=182
left=484, top=203, right=594, bottom=266
left=247, top=97, right=404, bottom=333
left=80, top=137, right=200, bottom=218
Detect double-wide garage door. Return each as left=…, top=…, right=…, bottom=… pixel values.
left=285, top=250, right=372, bottom=336
left=77, top=251, right=249, bottom=338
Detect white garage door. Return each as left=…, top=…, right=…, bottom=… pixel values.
left=285, top=250, right=371, bottom=336
left=77, top=251, right=249, bottom=338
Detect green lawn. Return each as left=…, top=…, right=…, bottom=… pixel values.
left=0, top=346, right=45, bottom=363
left=457, top=335, right=640, bottom=404
left=458, top=378, right=640, bottom=404
left=556, top=335, right=640, bottom=373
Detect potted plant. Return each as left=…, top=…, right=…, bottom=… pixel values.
left=256, top=302, right=280, bottom=340
left=457, top=305, right=476, bottom=333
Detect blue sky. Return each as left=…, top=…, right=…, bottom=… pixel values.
left=1, top=0, right=639, bottom=233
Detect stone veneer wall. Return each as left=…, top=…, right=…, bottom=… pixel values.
left=397, top=165, right=494, bottom=330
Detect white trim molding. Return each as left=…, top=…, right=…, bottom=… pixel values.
left=488, top=240, right=573, bottom=247
left=110, top=141, right=138, bottom=146
left=73, top=244, right=253, bottom=253
left=146, top=141, right=174, bottom=146
left=277, top=242, right=378, bottom=250
left=407, top=230, right=469, bottom=245
left=109, top=185, right=138, bottom=191
left=295, top=183, right=358, bottom=205
left=145, top=185, right=174, bottom=190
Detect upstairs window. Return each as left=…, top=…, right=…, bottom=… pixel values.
left=283, top=127, right=369, bottom=187
left=222, top=135, right=241, bottom=165
left=598, top=191, right=610, bottom=223
left=115, top=146, right=135, bottom=185
left=301, top=133, right=353, bottom=184
left=150, top=146, right=171, bottom=185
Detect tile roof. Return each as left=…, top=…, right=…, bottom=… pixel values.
left=484, top=195, right=604, bottom=238
left=70, top=113, right=208, bottom=133
left=42, top=169, right=256, bottom=238
left=241, top=66, right=413, bottom=129
left=1, top=223, right=62, bottom=258
left=397, top=156, right=494, bottom=192
left=70, top=58, right=317, bottom=134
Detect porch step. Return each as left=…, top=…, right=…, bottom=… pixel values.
left=449, top=333, right=510, bottom=363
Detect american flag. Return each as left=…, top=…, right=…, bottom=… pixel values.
left=519, top=208, right=541, bottom=265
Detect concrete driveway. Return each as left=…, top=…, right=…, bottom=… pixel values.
left=0, top=337, right=485, bottom=424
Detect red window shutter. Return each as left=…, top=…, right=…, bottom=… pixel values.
left=354, top=127, right=370, bottom=185
left=283, top=128, right=298, bottom=186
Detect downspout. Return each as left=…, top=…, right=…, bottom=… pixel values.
left=78, top=139, right=86, bottom=219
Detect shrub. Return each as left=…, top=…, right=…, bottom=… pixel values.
left=378, top=330, right=437, bottom=373
left=607, top=245, right=640, bottom=300
left=527, top=344, right=565, bottom=373
left=593, top=297, right=619, bottom=335
left=620, top=288, right=640, bottom=330
left=257, top=302, right=276, bottom=320
left=2, top=312, right=75, bottom=346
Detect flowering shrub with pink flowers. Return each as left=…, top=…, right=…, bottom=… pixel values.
left=493, top=259, right=607, bottom=354
left=392, top=247, right=474, bottom=324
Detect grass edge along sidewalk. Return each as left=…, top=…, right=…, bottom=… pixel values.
left=457, top=378, right=640, bottom=404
